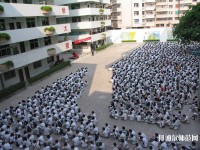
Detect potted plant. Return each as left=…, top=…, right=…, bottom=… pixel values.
left=44, top=27, right=55, bottom=35
left=101, top=33, right=106, bottom=39
left=100, top=21, right=105, bottom=27
left=0, top=33, right=10, bottom=43
left=0, top=5, right=4, bottom=14
left=99, top=8, right=104, bottom=15
left=47, top=48, right=56, bottom=55
left=41, top=6, right=52, bottom=14
left=0, top=60, right=14, bottom=72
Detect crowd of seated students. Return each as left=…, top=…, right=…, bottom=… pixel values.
left=109, top=42, right=199, bottom=130
left=0, top=68, right=107, bottom=150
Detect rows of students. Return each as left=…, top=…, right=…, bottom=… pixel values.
left=109, top=42, right=199, bottom=130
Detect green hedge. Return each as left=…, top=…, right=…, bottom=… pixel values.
left=96, top=43, right=113, bottom=51
left=28, top=61, right=71, bottom=84
left=0, top=33, right=10, bottom=40
left=41, top=6, right=52, bottom=12
left=167, top=39, right=179, bottom=41
left=122, top=40, right=136, bottom=42
left=44, top=27, right=55, bottom=32
left=143, top=40, right=160, bottom=42
left=0, top=5, right=4, bottom=12
left=0, top=81, right=26, bottom=100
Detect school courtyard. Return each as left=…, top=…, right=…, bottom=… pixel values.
left=0, top=43, right=199, bottom=149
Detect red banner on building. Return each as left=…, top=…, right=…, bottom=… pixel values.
left=74, top=37, right=91, bottom=45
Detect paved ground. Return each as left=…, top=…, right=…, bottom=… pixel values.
left=0, top=43, right=200, bottom=149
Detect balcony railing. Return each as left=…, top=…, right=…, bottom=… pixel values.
left=64, top=30, right=112, bottom=43
left=54, top=0, right=110, bottom=5
left=70, top=20, right=111, bottom=29
left=0, top=40, right=72, bottom=69
left=145, top=14, right=155, bottom=18
left=145, top=0, right=156, bottom=2
left=69, top=8, right=110, bottom=17
left=0, top=24, right=71, bottom=45
left=145, top=6, right=155, bottom=10
left=0, top=3, right=69, bottom=17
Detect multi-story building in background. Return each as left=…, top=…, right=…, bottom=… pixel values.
left=111, top=0, right=200, bottom=29
left=0, top=0, right=72, bottom=90
left=55, top=0, right=112, bottom=53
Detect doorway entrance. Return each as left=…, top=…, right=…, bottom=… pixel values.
left=18, top=69, right=24, bottom=81
left=24, top=66, right=30, bottom=79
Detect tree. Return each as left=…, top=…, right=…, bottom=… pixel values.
left=173, top=3, right=200, bottom=44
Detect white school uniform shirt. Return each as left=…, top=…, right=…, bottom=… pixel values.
left=43, top=146, right=50, bottom=150
left=102, top=130, right=109, bottom=137
left=142, top=137, right=148, bottom=147
left=136, top=115, right=141, bottom=121
left=3, top=143, right=12, bottom=150
left=135, top=144, right=143, bottom=150
left=160, top=142, right=168, bottom=150
left=73, top=137, right=80, bottom=146
left=81, top=140, right=88, bottom=148
left=151, top=141, right=159, bottom=150
left=129, top=113, right=135, bottom=120
left=47, top=137, right=54, bottom=144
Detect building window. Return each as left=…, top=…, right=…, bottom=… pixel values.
left=44, top=37, right=51, bottom=46
left=26, top=18, right=35, bottom=28
left=0, top=19, right=5, bottom=31
left=4, top=70, right=16, bottom=81
left=168, top=11, right=173, bottom=14
left=33, top=60, right=42, bottom=69
left=9, top=23, right=15, bottom=30
left=47, top=56, right=54, bottom=63
left=16, top=22, right=21, bottom=29
left=29, top=39, right=38, bottom=49
left=41, top=17, right=49, bottom=26
left=169, top=0, right=173, bottom=2
left=134, top=11, right=139, bottom=16
left=72, top=17, right=81, bottom=23
left=142, top=11, right=145, bottom=15
left=39, top=0, right=47, bottom=4
left=12, top=47, right=19, bottom=55
left=134, top=19, right=139, bottom=24
left=134, top=3, right=139, bottom=7
left=169, top=5, right=173, bottom=8
left=71, top=4, right=80, bottom=9
left=23, top=0, right=32, bottom=4
left=0, top=45, right=11, bottom=58
left=142, top=3, right=144, bottom=7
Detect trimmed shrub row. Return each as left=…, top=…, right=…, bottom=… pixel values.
left=41, top=6, right=52, bottom=12
left=44, top=27, right=55, bottom=32
left=143, top=40, right=160, bottom=42
left=0, top=5, right=4, bottom=12
left=0, top=33, right=10, bottom=40
left=28, top=61, right=71, bottom=84
left=0, top=81, right=26, bottom=100
left=96, top=43, right=113, bottom=51
left=167, top=39, right=179, bottom=41
left=122, top=40, right=136, bottom=42
left=1, top=60, right=14, bottom=68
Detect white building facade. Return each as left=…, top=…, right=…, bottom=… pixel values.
left=111, top=0, right=200, bottom=29
left=55, top=0, right=112, bottom=53
left=0, top=0, right=72, bottom=90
